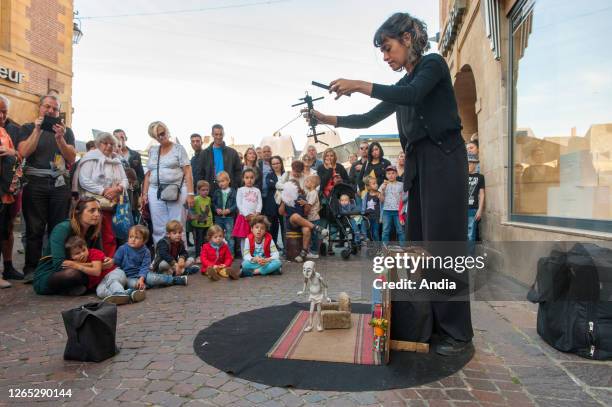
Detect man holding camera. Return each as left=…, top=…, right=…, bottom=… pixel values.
left=17, top=94, right=76, bottom=278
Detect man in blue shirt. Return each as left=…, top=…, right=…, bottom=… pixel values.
left=198, top=124, right=242, bottom=192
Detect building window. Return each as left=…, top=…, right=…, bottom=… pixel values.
left=509, top=0, right=612, bottom=232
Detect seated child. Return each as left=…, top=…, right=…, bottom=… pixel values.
left=241, top=215, right=282, bottom=277
left=152, top=220, right=199, bottom=276
left=101, top=225, right=187, bottom=304
left=280, top=180, right=328, bottom=263
left=201, top=225, right=240, bottom=280
left=361, top=176, right=381, bottom=241
left=61, top=236, right=121, bottom=299
left=339, top=194, right=364, bottom=243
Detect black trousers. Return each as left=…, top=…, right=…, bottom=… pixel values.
left=22, top=177, right=72, bottom=271
left=394, top=137, right=474, bottom=343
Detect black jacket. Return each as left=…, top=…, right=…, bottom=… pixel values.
left=212, top=187, right=237, bottom=216
left=348, top=158, right=367, bottom=189
left=198, top=142, right=242, bottom=192
left=336, top=53, right=463, bottom=154
left=152, top=237, right=188, bottom=271
left=262, top=171, right=279, bottom=216
left=359, top=158, right=392, bottom=190
left=317, top=163, right=349, bottom=193
left=191, top=150, right=201, bottom=184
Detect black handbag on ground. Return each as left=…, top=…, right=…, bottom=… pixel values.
left=61, top=302, right=120, bottom=362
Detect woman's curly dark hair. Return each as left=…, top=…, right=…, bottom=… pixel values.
left=374, top=12, right=430, bottom=69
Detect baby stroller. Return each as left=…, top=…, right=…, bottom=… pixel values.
left=320, top=182, right=369, bottom=260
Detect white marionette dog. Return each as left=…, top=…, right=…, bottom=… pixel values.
left=297, top=261, right=331, bottom=332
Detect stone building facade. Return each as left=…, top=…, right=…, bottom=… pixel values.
left=439, top=0, right=612, bottom=283
left=0, top=0, right=74, bottom=125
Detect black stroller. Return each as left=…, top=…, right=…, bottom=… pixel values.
left=319, top=182, right=368, bottom=260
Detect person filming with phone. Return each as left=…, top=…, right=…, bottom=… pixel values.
left=17, top=94, right=76, bottom=280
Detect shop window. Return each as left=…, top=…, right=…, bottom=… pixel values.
left=509, top=0, right=612, bottom=232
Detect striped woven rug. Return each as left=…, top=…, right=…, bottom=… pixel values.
left=266, top=311, right=381, bottom=365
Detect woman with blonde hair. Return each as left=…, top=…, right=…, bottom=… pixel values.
left=242, top=147, right=260, bottom=186
left=317, top=148, right=349, bottom=197
left=141, top=121, right=195, bottom=243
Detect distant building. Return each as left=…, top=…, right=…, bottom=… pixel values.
left=0, top=0, right=75, bottom=125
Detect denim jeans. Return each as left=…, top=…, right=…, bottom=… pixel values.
left=348, top=218, right=362, bottom=243
left=309, top=219, right=321, bottom=253
left=215, top=216, right=234, bottom=255
left=126, top=272, right=176, bottom=289
left=381, top=210, right=404, bottom=243
left=467, top=208, right=479, bottom=241
left=366, top=215, right=380, bottom=241
left=96, top=268, right=128, bottom=298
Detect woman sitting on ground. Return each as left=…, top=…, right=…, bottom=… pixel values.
left=33, top=197, right=113, bottom=296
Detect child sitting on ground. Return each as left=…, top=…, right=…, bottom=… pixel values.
left=201, top=225, right=240, bottom=280
left=212, top=171, right=237, bottom=256
left=304, top=175, right=322, bottom=258
left=61, top=236, right=133, bottom=302
left=152, top=220, right=198, bottom=276
left=339, top=194, right=365, bottom=244
left=232, top=168, right=262, bottom=246
left=280, top=180, right=328, bottom=263
left=102, top=225, right=187, bottom=304
left=241, top=215, right=282, bottom=276
left=361, top=176, right=381, bottom=241
left=191, top=180, right=213, bottom=262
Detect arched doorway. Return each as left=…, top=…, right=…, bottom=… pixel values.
left=454, top=65, right=478, bottom=142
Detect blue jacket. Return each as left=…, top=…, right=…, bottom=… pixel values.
left=212, top=187, right=237, bottom=216
left=113, top=244, right=151, bottom=279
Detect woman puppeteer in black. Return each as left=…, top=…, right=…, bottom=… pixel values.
left=306, top=12, right=473, bottom=356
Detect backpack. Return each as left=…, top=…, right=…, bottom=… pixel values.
left=0, top=137, right=17, bottom=196
left=529, top=243, right=612, bottom=360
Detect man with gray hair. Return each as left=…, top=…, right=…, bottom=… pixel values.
left=17, top=94, right=76, bottom=278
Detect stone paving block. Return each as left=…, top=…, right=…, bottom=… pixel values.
left=346, top=391, right=377, bottom=405
left=245, top=390, right=271, bottom=403
left=278, top=392, right=305, bottom=407
left=561, top=362, right=612, bottom=388
left=445, top=389, right=476, bottom=401
left=192, top=386, right=220, bottom=399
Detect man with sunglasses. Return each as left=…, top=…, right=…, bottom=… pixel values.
left=349, top=141, right=369, bottom=192
left=17, top=94, right=76, bottom=279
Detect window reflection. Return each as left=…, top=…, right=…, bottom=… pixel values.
left=511, top=0, right=612, bottom=223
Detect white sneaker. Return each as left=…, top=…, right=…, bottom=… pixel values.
left=103, top=293, right=130, bottom=305
left=306, top=252, right=319, bottom=259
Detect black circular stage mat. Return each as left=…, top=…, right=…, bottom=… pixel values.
left=193, top=302, right=473, bottom=391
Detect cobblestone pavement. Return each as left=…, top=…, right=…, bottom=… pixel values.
left=1, top=239, right=611, bottom=406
